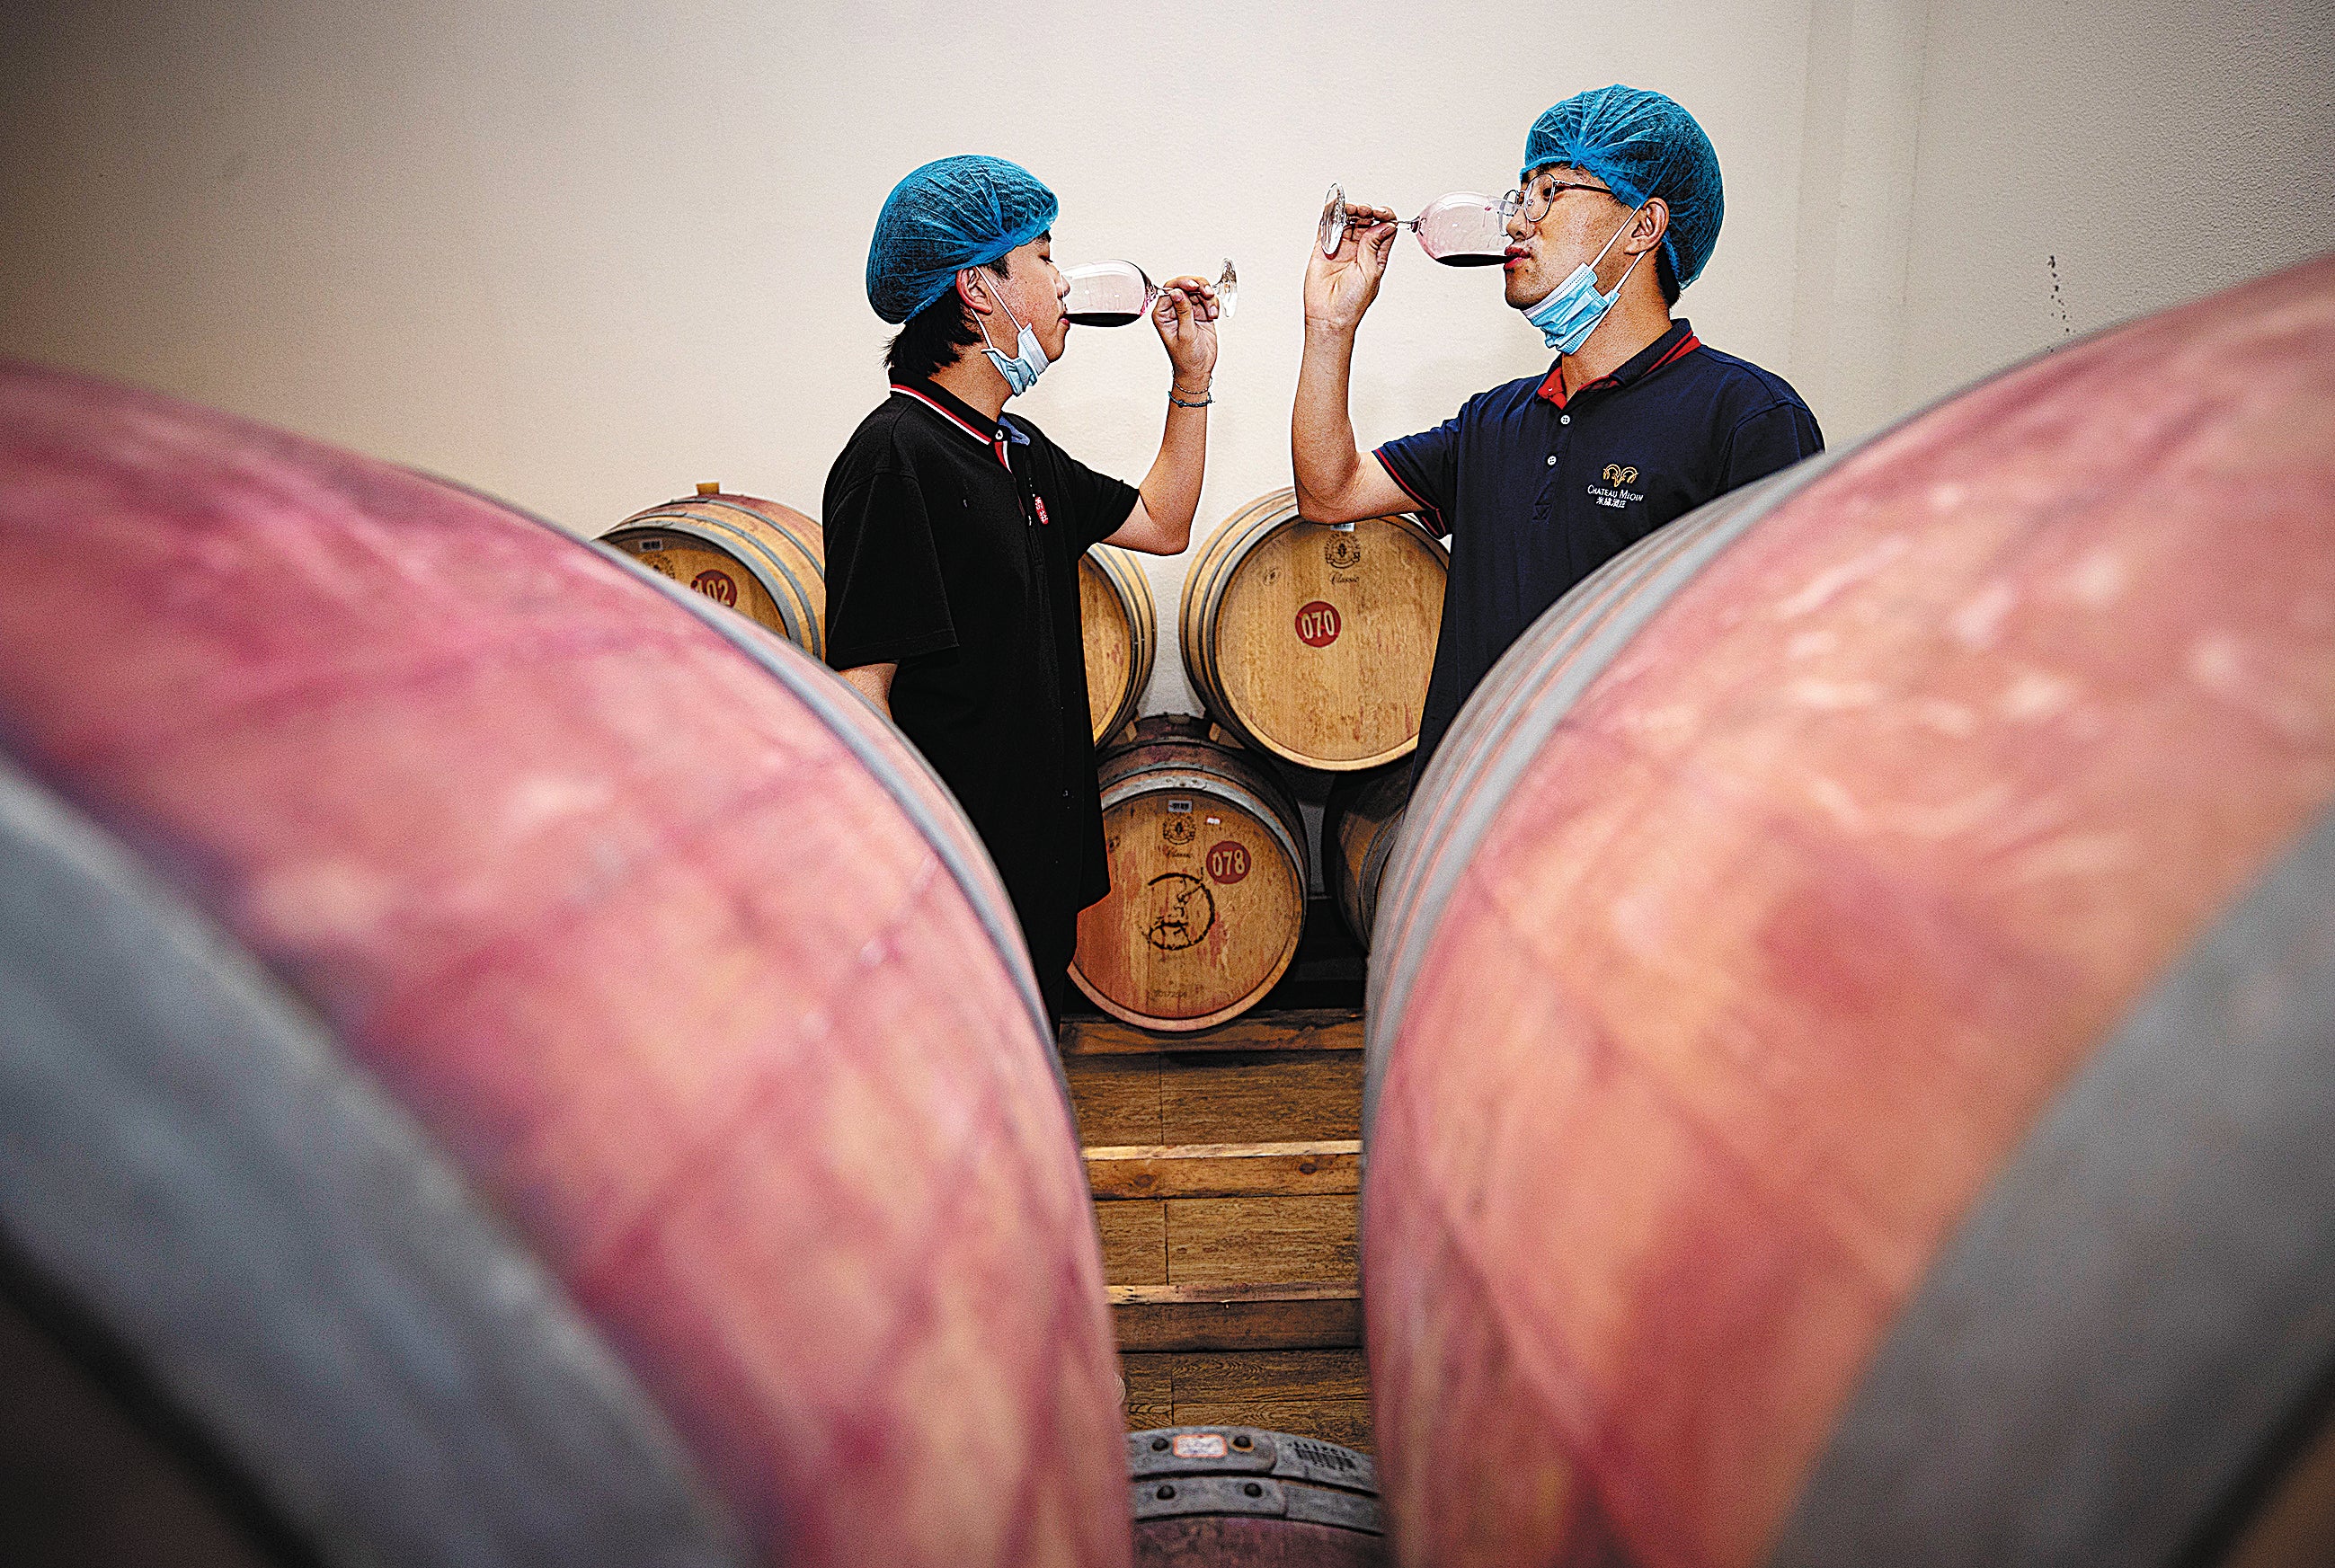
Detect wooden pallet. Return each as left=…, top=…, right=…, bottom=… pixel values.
left=1062, top=1008, right=1371, bottom=1450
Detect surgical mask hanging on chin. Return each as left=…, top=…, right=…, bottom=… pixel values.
left=973, top=272, right=1051, bottom=396
left=1523, top=206, right=1650, bottom=356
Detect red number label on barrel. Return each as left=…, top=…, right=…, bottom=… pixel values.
left=691, top=569, right=738, bottom=607
left=1295, top=600, right=1341, bottom=648
left=1206, top=840, right=1250, bottom=885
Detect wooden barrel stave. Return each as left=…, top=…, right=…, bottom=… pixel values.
left=1181, top=492, right=1446, bottom=773
left=1361, top=257, right=2335, bottom=1568
left=600, top=490, right=827, bottom=659
left=1072, top=719, right=1309, bottom=1032
left=0, top=757, right=745, bottom=1565
left=0, top=368, right=1127, bottom=1568
left=1322, top=766, right=1411, bottom=950
left=1082, top=543, right=1158, bottom=745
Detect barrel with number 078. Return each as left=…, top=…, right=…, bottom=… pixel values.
left=1071, top=717, right=1310, bottom=1032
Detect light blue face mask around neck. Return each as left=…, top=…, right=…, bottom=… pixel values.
left=974, top=272, right=1051, bottom=396
left=1523, top=204, right=1650, bottom=356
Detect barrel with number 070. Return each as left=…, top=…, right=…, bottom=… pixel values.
left=1180, top=491, right=1447, bottom=772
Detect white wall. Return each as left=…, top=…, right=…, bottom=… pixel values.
left=4, top=0, right=2330, bottom=716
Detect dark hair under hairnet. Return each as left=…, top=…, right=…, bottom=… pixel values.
left=865, top=155, right=1060, bottom=325
left=1523, top=85, right=1724, bottom=291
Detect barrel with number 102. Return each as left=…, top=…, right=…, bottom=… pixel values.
left=599, top=485, right=827, bottom=659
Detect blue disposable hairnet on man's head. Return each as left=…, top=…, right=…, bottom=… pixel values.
left=866, top=155, right=1060, bottom=324
left=1523, top=85, right=1724, bottom=290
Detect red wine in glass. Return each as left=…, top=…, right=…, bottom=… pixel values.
left=1318, top=184, right=1509, bottom=267
left=1063, top=259, right=1237, bottom=328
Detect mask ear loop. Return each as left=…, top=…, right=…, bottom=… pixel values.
left=967, top=266, right=1027, bottom=359
left=1587, top=199, right=1652, bottom=292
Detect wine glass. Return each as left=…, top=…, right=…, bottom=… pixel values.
left=1318, top=184, right=1509, bottom=267
left=1063, top=258, right=1239, bottom=327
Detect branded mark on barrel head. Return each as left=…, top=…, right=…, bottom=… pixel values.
left=1290, top=1440, right=1356, bottom=1473
left=623, top=536, right=679, bottom=577
left=1144, top=872, right=1215, bottom=951
left=690, top=569, right=738, bottom=607
left=1325, top=534, right=1363, bottom=571
left=1162, top=813, right=1196, bottom=846
left=1173, top=1433, right=1229, bottom=1459
left=1207, top=840, right=1250, bottom=885
left=1295, top=601, right=1343, bottom=648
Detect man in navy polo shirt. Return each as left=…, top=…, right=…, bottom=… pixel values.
left=1292, top=85, right=1822, bottom=774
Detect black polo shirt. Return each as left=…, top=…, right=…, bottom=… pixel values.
left=1377, top=318, right=1823, bottom=772
left=822, top=376, right=1139, bottom=1010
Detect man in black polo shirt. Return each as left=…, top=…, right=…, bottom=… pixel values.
left=1292, top=85, right=1822, bottom=775
left=825, top=155, right=1220, bottom=1025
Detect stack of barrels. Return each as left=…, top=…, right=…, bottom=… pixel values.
left=604, top=478, right=1449, bottom=1034
left=10, top=260, right=2331, bottom=1568
left=1070, top=492, right=1449, bottom=1032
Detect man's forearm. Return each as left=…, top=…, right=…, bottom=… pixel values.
left=837, top=661, right=895, bottom=719
left=1293, top=325, right=1363, bottom=516
left=1135, top=396, right=1210, bottom=546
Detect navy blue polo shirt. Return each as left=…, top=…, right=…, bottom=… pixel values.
left=1377, top=318, right=1823, bottom=772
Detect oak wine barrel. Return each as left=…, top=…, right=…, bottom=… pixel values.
left=1321, top=766, right=1410, bottom=951
left=1362, top=257, right=2335, bottom=1568
left=0, top=367, right=1127, bottom=1568
left=1180, top=492, right=1446, bottom=772
left=1082, top=543, right=1157, bottom=744
left=1130, top=1426, right=1385, bottom=1567
left=599, top=484, right=826, bottom=658
left=1071, top=717, right=1308, bottom=1032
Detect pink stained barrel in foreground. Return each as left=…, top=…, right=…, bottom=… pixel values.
left=0, top=364, right=1130, bottom=1567
left=1363, top=257, right=2335, bottom=1567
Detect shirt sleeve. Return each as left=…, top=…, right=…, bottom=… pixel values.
left=1719, top=400, right=1826, bottom=491
left=1373, top=409, right=1464, bottom=537
left=821, top=467, right=958, bottom=669
left=1052, top=446, right=1142, bottom=554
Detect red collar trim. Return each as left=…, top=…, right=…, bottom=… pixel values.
left=1536, top=332, right=1702, bottom=409
left=890, top=384, right=1010, bottom=468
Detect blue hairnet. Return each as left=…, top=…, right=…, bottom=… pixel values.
left=1522, top=86, right=1723, bottom=291
left=865, top=155, right=1060, bottom=324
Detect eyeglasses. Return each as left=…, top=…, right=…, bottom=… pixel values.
left=1497, top=177, right=1619, bottom=226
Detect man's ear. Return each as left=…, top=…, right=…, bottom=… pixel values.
left=1632, top=198, right=1671, bottom=255
left=956, top=269, right=995, bottom=315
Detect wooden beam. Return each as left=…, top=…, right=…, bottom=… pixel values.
left=1110, top=1282, right=1363, bottom=1351
left=1086, top=1140, right=1363, bottom=1200
left=1168, top=1194, right=1358, bottom=1288
left=1061, top=1009, right=1362, bottom=1057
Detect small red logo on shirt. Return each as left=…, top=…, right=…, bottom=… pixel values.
left=1295, top=601, right=1342, bottom=648
left=1034, top=495, right=1052, bottom=526
left=1206, top=840, right=1250, bottom=884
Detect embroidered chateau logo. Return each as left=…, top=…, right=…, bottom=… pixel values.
left=1589, top=463, right=1645, bottom=510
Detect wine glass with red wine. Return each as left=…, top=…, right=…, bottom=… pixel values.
left=1318, top=184, right=1509, bottom=267
left=1063, top=259, right=1238, bottom=328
